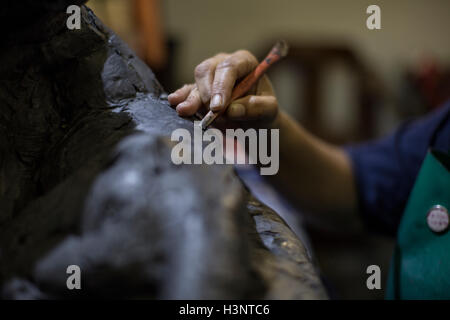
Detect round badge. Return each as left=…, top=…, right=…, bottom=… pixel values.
left=426, top=205, right=449, bottom=233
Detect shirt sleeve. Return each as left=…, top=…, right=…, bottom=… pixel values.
left=345, top=102, right=450, bottom=236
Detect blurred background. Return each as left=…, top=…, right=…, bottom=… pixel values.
left=86, top=0, right=450, bottom=299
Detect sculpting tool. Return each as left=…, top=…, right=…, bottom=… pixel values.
left=199, top=40, right=289, bottom=130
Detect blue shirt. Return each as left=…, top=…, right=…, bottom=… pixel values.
left=346, top=101, right=450, bottom=236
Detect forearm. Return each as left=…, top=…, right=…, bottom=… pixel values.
left=268, top=111, right=358, bottom=216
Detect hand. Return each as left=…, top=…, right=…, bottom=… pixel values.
left=168, top=50, right=279, bottom=128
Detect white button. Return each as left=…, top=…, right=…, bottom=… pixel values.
left=427, top=205, right=449, bottom=233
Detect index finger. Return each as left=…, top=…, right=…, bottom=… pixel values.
left=209, top=50, right=258, bottom=113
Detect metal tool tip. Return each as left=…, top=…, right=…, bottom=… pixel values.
left=198, top=119, right=207, bottom=130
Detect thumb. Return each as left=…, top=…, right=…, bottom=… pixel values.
left=226, top=95, right=278, bottom=122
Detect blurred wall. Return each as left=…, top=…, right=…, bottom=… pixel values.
left=162, top=0, right=450, bottom=91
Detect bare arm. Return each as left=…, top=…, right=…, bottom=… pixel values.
left=269, top=111, right=357, bottom=217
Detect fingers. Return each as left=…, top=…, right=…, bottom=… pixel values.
left=208, top=50, right=258, bottom=113
left=168, top=84, right=202, bottom=116
left=170, top=49, right=265, bottom=121
left=175, top=86, right=202, bottom=116
left=168, top=84, right=194, bottom=106
left=226, top=94, right=278, bottom=122
left=194, top=53, right=227, bottom=105
left=225, top=76, right=278, bottom=122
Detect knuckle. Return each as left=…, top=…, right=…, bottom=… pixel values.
left=181, top=83, right=193, bottom=91
left=199, top=92, right=210, bottom=104
left=194, top=61, right=211, bottom=78
left=236, top=49, right=256, bottom=59
left=216, top=58, right=237, bottom=71
left=172, top=88, right=182, bottom=96
left=236, top=50, right=258, bottom=64
left=186, top=91, right=199, bottom=102
left=173, top=85, right=188, bottom=96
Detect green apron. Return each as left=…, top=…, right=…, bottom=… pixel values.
left=386, top=149, right=450, bottom=299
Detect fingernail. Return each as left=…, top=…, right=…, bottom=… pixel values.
left=228, top=103, right=246, bottom=118
left=210, top=94, right=223, bottom=112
